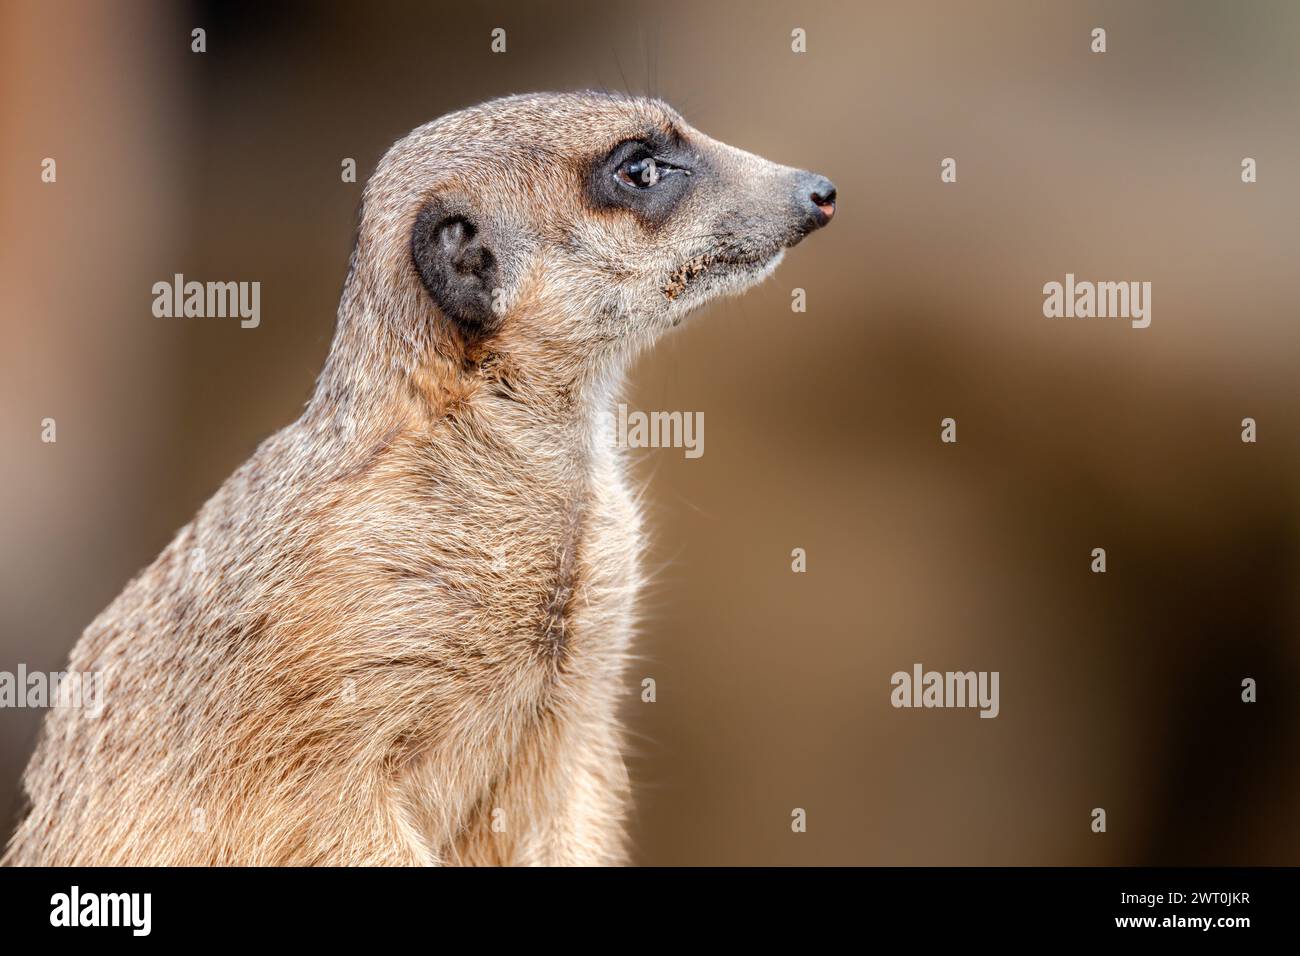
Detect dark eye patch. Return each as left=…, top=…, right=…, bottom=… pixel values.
left=586, top=132, right=699, bottom=228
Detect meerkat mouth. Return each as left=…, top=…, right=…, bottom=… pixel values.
left=661, top=248, right=783, bottom=302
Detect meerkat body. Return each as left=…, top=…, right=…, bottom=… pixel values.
left=6, top=93, right=834, bottom=866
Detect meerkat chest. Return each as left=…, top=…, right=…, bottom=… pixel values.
left=351, top=432, right=641, bottom=689
left=565, top=468, right=642, bottom=657
left=493, top=466, right=640, bottom=675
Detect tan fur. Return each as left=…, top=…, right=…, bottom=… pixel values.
left=5, top=93, right=831, bottom=866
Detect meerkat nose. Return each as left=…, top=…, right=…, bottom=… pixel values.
left=800, top=173, right=837, bottom=228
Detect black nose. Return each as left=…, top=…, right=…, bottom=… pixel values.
left=803, top=174, right=836, bottom=228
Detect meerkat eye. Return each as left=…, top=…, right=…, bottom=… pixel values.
left=617, top=156, right=661, bottom=188
left=593, top=139, right=695, bottom=222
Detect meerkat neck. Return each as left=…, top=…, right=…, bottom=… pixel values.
left=302, top=285, right=627, bottom=481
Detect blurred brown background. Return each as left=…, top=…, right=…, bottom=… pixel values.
left=3, top=0, right=1299, bottom=865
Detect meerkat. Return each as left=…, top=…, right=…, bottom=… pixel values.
left=5, top=92, right=836, bottom=866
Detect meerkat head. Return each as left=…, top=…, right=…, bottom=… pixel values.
left=349, top=92, right=835, bottom=392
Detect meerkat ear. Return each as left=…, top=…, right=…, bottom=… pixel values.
left=411, top=204, right=501, bottom=335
